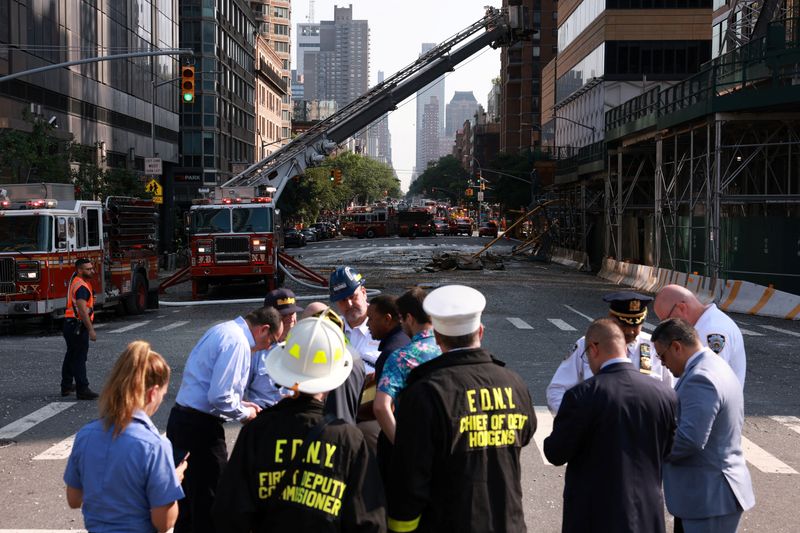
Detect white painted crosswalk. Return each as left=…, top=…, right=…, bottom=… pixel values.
left=154, top=321, right=191, bottom=332
left=547, top=318, right=576, bottom=331
left=0, top=402, right=75, bottom=440
left=108, top=321, right=150, bottom=333
left=507, top=317, right=533, bottom=329
left=770, top=415, right=800, bottom=436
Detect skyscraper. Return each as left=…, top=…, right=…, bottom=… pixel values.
left=373, top=71, right=393, bottom=167
left=446, top=91, right=480, bottom=139
left=420, top=96, right=442, bottom=171
left=414, top=43, right=445, bottom=178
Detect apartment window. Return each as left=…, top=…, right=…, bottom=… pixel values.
left=273, top=24, right=289, bottom=36
left=605, top=40, right=711, bottom=78
left=273, top=6, right=289, bottom=18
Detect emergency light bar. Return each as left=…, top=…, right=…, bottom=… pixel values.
left=25, top=199, right=58, bottom=208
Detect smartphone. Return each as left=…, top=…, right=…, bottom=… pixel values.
left=172, top=447, right=189, bottom=467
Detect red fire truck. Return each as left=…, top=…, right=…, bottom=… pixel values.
left=0, top=183, right=160, bottom=320
left=187, top=186, right=282, bottom=298
left=340, top=206, right=397, bottom=238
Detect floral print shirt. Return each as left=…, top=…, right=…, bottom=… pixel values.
left=377, top=327, right=442, bottom=399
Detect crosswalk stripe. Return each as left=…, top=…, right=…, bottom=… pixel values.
left=108, top=321, right=150, bottom=333
left=532, top=406, right=556, bottom=466
left=547, top=318, right=576, bottom=331
left=33, top=435, right=75, bottom=460
left=93, top=323, right=107, bottom=329
left=171, top=309, right=181, bottom=313
left=757, top=325, right=800, bottom=337
left=741, top=435, right=798, bottom=474
left=738, top=327, right=764, bottom=336
left=770, top=415, right=800, bottom=436
left=154, top=321, right=190, bottom=332
left=563, top=304, right=593, bottom=322
left=0, top=403, right=75, bottom=440
left=507, top=317, right=533, bottom=330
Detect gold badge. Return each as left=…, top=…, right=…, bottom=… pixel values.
left=639, top=344, right=652, bottom=374
left=629, top=300, right=641, bottom=312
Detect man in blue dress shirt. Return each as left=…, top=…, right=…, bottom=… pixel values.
left=167, top=306, right=283, bottom=533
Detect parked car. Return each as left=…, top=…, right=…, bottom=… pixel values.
left=300, top=228, right=318, bottom=242
left=284, top=228, right=307, bottom=248
left=478, top=221, right=499, bottom=238
left=311, top=222, right=336, bottom=240
left=433, top=218, right=449, bottom=235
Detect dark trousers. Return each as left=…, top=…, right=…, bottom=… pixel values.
left=61, top=320, right=89, bottom=390
left=167, top=405, right=227, bottom=533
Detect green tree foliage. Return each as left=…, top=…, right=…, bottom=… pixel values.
left=70, top=144, right=145, bottom=200
left=486, top=152, right=533, bottom=212
left=407, top=155, right=469, bottom=201
left=0, top=110, right=71, bottom=184
left=277, top=151, right=400, bottom=224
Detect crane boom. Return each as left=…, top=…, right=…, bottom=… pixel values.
left=222, top=6, right=532, bottom=201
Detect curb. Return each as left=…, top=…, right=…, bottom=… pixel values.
left=598, top=258, right=800, bottom=321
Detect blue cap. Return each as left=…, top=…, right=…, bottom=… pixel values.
left=329, top=266, right=365, bottom=303
left=602, top=291, right=653, bottom=325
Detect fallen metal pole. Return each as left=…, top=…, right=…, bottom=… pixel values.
left=472, top=200, right=559, bottom=259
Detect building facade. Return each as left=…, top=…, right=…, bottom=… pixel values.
left=255, top=34, right=288, bottom=160
left=252, top=0, right=292, bottom=143
left=414, top=42, right=445, bottom=178
left=445, top=91, right=480, bottom=140
left=419, top=96, right=442, bottom=171
left=373, top=70, right=392, bottom=167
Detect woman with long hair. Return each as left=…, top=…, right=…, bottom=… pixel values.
left=64, top=340, right=186, bottom=532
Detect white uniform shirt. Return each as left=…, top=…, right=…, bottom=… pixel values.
left=694, top=303, right=746, bottom=386
left=344, top=318, right=381, bottom=373
left=545, top=331, right=673, bottom=415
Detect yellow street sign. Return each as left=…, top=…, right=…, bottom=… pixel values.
left=146, top=179, right=163, bottom=204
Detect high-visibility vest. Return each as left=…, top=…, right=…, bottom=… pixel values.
left=65, top=276, right=94, bottom=322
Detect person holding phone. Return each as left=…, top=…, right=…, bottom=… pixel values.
left=64, top=341, right=186, bottom=532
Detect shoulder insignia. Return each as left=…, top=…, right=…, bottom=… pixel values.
left=639, top=344, right=652, bottom=374
left=566, top=343, right=578, bottom=360
left=707, top=333, right=726, bottom=354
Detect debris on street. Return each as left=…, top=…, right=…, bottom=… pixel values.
left=420, top=251, right=505, bottom=272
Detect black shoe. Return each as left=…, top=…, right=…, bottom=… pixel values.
left=76, top=389, right=99, bottom=400
left=61, top=386, right=76, bottom=397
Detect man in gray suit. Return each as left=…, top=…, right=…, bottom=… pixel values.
left=652, top=319, right=755, bottom=533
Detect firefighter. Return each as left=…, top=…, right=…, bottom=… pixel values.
left=213, top=312, right=386, bottom=532
left=61, top=258, right=99, bottom=400
left=387, top=285, right=536, bottom=533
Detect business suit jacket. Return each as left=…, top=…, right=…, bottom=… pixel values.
left=544, top=362, right=677, bottom=533
left=663, top=349, right=755, bottom=520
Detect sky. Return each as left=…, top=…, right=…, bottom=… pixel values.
left=290, top=0, right=502, bottom=192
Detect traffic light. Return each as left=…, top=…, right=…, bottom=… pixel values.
left=480, top=181, right=485, bottom=191
left=329, top=169, right=335, bottom=182
left=334, top=169, right=343, bottom=185
left=465, top=187, right=474, bottom=197
left=181, top=65, right=195, bottom=103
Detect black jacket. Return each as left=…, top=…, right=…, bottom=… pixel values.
left=213, top=396, right=386, bottom=532
left=387, top=348, right=536, bottom=533
left=544, top=362, right=677, bottom=533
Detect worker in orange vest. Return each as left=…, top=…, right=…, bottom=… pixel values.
left=62, top=258, right=99, bottom=400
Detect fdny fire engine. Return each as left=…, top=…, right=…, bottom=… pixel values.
left=187, top=186, right=282, bottom=298
left=0, top=183, right=159, bottom=319
left=340, top=206, right=397, bottom=238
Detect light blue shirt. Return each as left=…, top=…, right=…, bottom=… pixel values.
left=64, top=410, right=184, bottom=533
left=175, top=316, right=255, bottom=421
left=600, top=356, right=632, bottom=370
left=246, top=343, right=284, bottom=408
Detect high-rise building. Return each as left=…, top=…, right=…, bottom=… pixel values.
left=414, top=43, right=445, bottom=178
left=251, top=0, right=292, bottom=142
left=373, top=71, right=392, bottom=167
left=177, top=0, right=256, bottom=199
left=446, top=91, right=480, bottom=139
left=500, top=0, right=557, bottom=153
left=420, top=96, right=442, bottom=171
left=487, top=78, right=501, bottom=123
left=296, top=22, right=321, bottom=85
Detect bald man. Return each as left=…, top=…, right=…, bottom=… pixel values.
left=544, top=319, right=677, bottom=533
left=654, top=285, right=746, bottom=386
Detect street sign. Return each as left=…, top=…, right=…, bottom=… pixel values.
left=145, top=158, right=162, bottom=175
left=146, top=179, right=163, bottom=204
left=477, top=191, right=484, bottom=202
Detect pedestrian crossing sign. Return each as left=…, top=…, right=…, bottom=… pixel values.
left=146, top=179, right=163, bottom=204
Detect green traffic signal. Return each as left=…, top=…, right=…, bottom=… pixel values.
left=183, top=93, right=194, bottom=103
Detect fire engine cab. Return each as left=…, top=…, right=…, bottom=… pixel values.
left=188, top=186, right=281, bottom=298
left=0, top=183, right=160, bottom=319
left=341, top=206, right=397, bottom=238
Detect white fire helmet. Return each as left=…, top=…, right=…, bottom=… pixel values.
left=265, top=313, right=354, bottom=394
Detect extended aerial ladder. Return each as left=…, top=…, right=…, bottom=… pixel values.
left=222, top=5, right=533, bottom=198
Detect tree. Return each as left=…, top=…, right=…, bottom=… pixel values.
left=70, top=144, right=145, bottom=200
left=486, top=152, right=534, bottom=212
left=0, top=110, right=71, bottom=184
left=408, top=155, right=469, bottom=201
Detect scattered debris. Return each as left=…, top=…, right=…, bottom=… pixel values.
left=420, top=251, right=505, bottom=272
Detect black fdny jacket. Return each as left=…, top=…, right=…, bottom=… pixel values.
left=387, top=348, right=536, bottom=533
left=213, top=395, right=386, bottom=532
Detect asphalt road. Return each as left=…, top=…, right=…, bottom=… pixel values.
left=1, top=234, right=798, bottom=531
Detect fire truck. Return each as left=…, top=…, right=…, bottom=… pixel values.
left=187, top=186, right=282, bottom=298
left=340, top=206, right=397, bottom=238
left=0, top=183, right=160, bottom=320
left=397, top=209, right=435, bottom=237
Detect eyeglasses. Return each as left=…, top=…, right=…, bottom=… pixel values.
left=655, top=342, right=672, bottom=360
left=665, top=301, right=683, bottom=320
left=580, top=341, right=598, bottom=362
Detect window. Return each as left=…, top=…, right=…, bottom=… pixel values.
left=273, top=24, right=289, bottom=36
left=87, top=209, right=100, bottom=247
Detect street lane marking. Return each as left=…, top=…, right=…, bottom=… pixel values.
left=93, top=323, right=107, bottom=329
left=741, top=435, right=798, bottom=474
left=0, top=403, right=75, bottom=440
left=757, top=325, right=800, bottom=337
left=154, top=321, right=190, bottom=332
left=547, top=319, right=576, bottom=331
left=533, top=406, right=556, bottom=466
left=507, top=317, right=533, bottom=330
left=563, top=305, right=593, bottom=322
left=108, top=321, right=151, bottom=333
left=171, top=309, right=181, bottom=313
left=770, top=416, right=800, bottom=436
left=738, top=327, right=764, bottom=336
left=34, top=435, right=75, bottom=460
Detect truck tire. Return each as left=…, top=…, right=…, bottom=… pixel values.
left=366, top=228, right=376, bottom=238
left=123, top=273, right=147, bottom=315
left=146, top=288, right=159, bottom=309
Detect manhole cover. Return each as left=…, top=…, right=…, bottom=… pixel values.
left=0, top=438, right=16, bottom=448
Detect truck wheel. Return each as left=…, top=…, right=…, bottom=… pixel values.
left=124, top=273, right=147, bottom=315
left=366, top=228, right=376, bottom=238
left=146, top=288, right=159, bottom=309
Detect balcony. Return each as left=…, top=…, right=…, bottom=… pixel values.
left=258, top=64, right=288, bottom=95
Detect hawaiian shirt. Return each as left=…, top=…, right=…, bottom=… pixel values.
left=377, top=327, right=442, bottom=399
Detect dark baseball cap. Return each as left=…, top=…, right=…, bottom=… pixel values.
left=264, top=288, right=303, bottom=315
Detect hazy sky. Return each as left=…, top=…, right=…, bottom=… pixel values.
left=290, top=0, right=501, bottom=191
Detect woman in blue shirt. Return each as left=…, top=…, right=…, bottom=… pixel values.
left=64, top=340, right=186, bottom=533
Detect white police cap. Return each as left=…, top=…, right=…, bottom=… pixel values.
left=423, top=284, right=486, bottom=336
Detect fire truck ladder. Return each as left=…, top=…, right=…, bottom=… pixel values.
left=222, top=6, right=532, bottom=199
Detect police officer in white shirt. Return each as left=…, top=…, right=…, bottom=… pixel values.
left=654, top=284, right=746, bottom=386
left=546, top=292, right=672, bottom=415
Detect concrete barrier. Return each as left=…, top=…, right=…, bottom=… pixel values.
left=550, top=247, right=589, bottom=271
left=597, top=258, right=800, bottom=320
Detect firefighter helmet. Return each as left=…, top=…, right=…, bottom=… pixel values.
left=329, top=266, right=365, bottom=303
left=265, top=313, right=354, bottom=394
